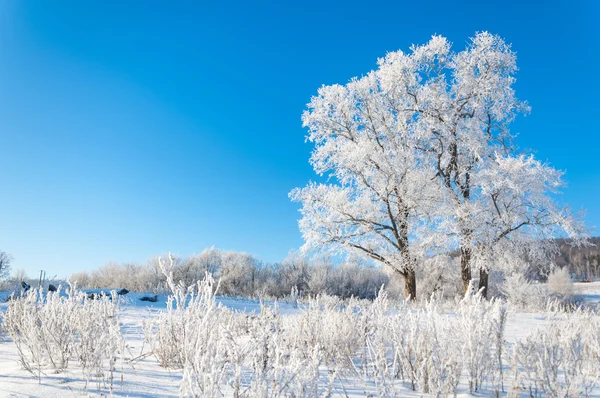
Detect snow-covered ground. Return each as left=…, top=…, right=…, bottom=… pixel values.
left=1, top=284, right=600, bottom=397
left=574, top=281, right=600, bottom=306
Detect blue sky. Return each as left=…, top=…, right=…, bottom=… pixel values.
left=0, top=1, right=598, bottom=277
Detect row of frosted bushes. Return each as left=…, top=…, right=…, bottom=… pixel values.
left=2, top=260, right=598, bottom=396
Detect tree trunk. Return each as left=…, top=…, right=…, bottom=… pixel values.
left=478, top=268, right=489, bottom=299
left=461, top=245, right=472, bottom=294
left=403, top=268, right=416, bottom=301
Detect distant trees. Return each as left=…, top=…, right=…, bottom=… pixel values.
left=70, top=249, right=391, bottom=300
left=554, top=237, right=600, bottom=281
left=219, top=251, right=256, bottom=297
left=293, top=32, right=587, bottom=299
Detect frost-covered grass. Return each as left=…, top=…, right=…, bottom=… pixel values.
left=1, top=281, right=600, bottom=397
left=1, top=285, right=124, bottom=391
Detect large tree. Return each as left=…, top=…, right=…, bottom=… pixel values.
left=376, top=32, right=586, bottom=296
left=372, top=32, right=531, bottom=295
left=293, top=32, right=587, bottom=299
left=290, top=66, right=443, bottom=300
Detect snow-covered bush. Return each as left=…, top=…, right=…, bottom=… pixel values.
left=143, top=269, right=221, bottom=367
left=456, top=290, right=507, bottom=394
left=385, top=291, right=506, bottom=396
left=2, top=285, right=123, bottom=389
left=243, top=302, right=338, bottom=397
left=501, top=273, right=547, bottom=310
left=511, top=308, right=600, bottom=397
left=388, top=300, right=463, bottom=395
left=74, top=292, right=124, bottom=389
left=547, top=266, right=574, bottom=299
left=416, top=255, right=462, bottom=300
left=143, top=256, right=237, bottom=396
left=486, top=269, right=507, bottom=299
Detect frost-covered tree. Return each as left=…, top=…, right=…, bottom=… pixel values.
left=219, top=251, right=259, bottom=296
left=290, top=56, right=444, bottom=299
left=469, top=154, right=587, bottom=296
left=386, top=32, right=586, bottom=296
left=293, top=32, right=587, bottom=299
left=373, top=32, right=529, bottom=295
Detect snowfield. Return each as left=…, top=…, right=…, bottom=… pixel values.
left=0, top=282, right=599, bottom=397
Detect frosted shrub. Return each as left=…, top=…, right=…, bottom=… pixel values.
left=547, top=267, right=573, bottom=300
left=511, top=308, right=600, bottom=397
left=143, top=256, right=235, bottom=396
left=416, top=256, right=462, bottom=300
left=286, top=285, right=299, bottom=305
left=456, top=290, right=507, bottom=393
left=2, top=285, right=123, bottom=388
left=179, top=281, right=233, bottom=397
left=244, top=303, right=332, bottom=397
left=385, top=290, right=506, bottom=396
left=421, top=309, right=463, bottom=396
left=143, top=275, right=224, bottom=369
left=389, top=304, right=446, bottom=393
left=361, top=289, right=403, bottom=396
left=492, top=302, right=509, bottom=394
left=283, top=294, right=364, bottom=368
left=247, top=295, right=366, bottom=397
left=390, top=298, right=476, bottom=395
left=5, top=288, right=77, bottom=372
left=244, top=305, right=280, bottom=396
left=502, top=273, right=546, bottom=310
left=74, top=291, right=123, bottom=389
left=0, top=317, right=4, bottom=342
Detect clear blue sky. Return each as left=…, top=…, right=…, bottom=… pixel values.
left=0, top=1, right=598, bottom=278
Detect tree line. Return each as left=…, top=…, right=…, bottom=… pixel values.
left=70, top=249, right=392, bottom=299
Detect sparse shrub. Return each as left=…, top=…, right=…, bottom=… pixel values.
left=143, top=255, right=234, bottom=396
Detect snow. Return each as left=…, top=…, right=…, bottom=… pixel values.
left=575, top=281, right=600, bottom=306
left=1, top=285, right=599, bottom=397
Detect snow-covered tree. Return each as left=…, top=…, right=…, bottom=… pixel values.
left=293, top=32, right=587, bottom=299
left=219, top=251, right=259, bottom=296
left=384, top=32, right=587, bottom=296
left=469, top=153, right=587, bottom=296
left=290, top=57, right=444, bottom=299
left=372, top=32, right=532, bottom=295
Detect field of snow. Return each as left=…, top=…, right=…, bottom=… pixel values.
left=1, top=283, right=599, bottom=397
